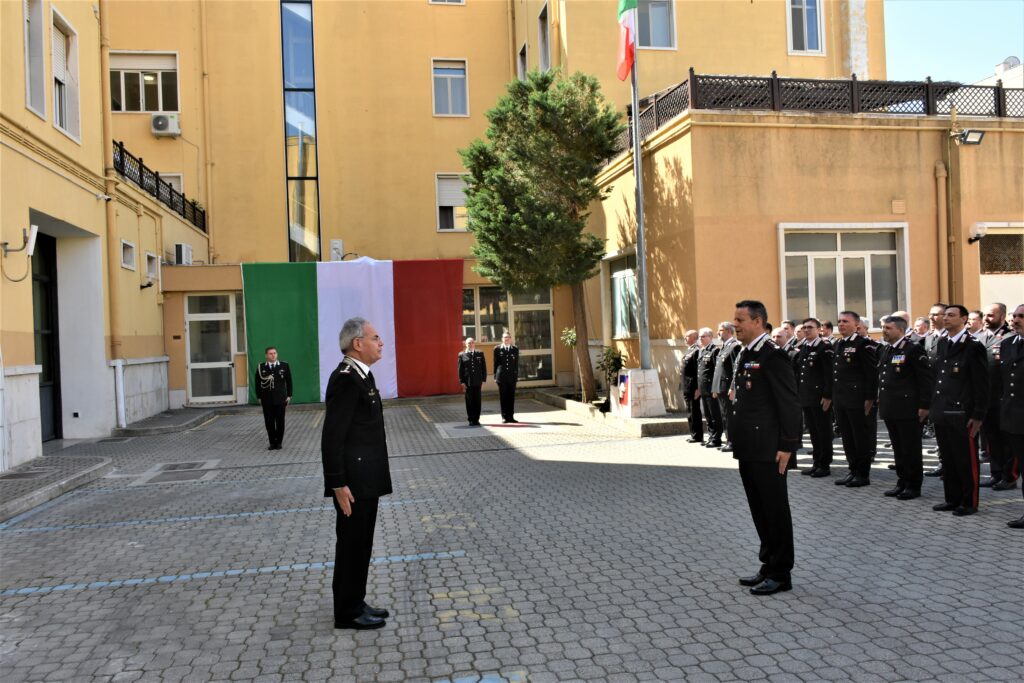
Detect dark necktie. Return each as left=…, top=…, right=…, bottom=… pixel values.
left=366, top=372, right=377, bottom=391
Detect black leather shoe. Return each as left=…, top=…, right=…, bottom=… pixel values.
left=267, top=445, right=276, bottom=450
left=811, top=468, right=831, bottom=478
left=686, top=436, right=703, bottom=443
left=952, top=506, right=977, bottom=516
left=335, top=614, right=386, bottom=630
left=835, top=473, right=854, bottom=486
left=846, top=476, right=870, bottom=487
left=738, top=573, right=766, bottom=587
left=720, top=444, right=733, bottom=453
left=924, top=466, right=943, bottom=477
left=979, top=476, right=998, bottom=488
left=896, top=488, right=920, bottom=500
left=933, top=502, right=958, bottom=511
left=1007, top=516, right=1024, bottom=529
left=993, top=479, right=1018, bottom=491
left=750, top=578, right=792, bottom=595
left=801, top=468, right=817, bottom=476
left=883, top=486, right=904, bottom=497
left=362, top=604, right=389, bottom=618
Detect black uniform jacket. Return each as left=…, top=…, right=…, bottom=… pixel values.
left=795, top=339, right=833, bottom=408
left=982, top=324, right=1012, bottom=411
left=697, top=343, right=720, bottom=393
left=877, top=336, right=933, bottom=421
left=998, top=334, right=1024, bottom=434
left=730, top=335, right=802, bottom=462
left=458, top=350, right=487, bottom=387
left=930, top=331, right=989, bottom=422
left=712, top=340, right=741, bottom=395
left=680, top=344, right=700, bottom=395
left=493, top=345, right=519, bottom=384
left=831, top=335, right=878, bottom=410
left=321, top=359, right=393, bottom=500
left=255, top=361, right=293, bottom=406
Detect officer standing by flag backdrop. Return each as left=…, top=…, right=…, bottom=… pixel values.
left=255, top=346, right=293, bottom=450
left=458, top=337, right=487, bottom=426
left=494, top=331, right=520, bottom=423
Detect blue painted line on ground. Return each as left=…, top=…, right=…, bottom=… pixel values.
left=82, top=474, right=322, bottom=494
left=0, top=498, right=434, bottom=534
left=0, top=550, right=466, bottom=597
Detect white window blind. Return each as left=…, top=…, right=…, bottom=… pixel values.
left=437, top=176, right=466, bottom=207
left=110, top=53, right=176, bottom=70
left=52, top=26, right=67, bottom=83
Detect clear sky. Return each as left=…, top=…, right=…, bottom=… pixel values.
left=885, top=0, right=1024, bottom=83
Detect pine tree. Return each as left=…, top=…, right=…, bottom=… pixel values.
left=460, top=70, right=625, bottom=401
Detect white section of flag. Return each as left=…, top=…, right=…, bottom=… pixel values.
left=316, top=259, right=398, bottom=400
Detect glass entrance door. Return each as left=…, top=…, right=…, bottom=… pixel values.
left=33, top=233, right=61, bottom=440
left=185, top=295, right=236, bottom=403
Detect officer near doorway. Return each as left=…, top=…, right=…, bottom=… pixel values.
left=458, top=337, right=487, bottom=426
left=255, top=346, right=293, bottom=450
left=494, top=331, right=519, bottom=423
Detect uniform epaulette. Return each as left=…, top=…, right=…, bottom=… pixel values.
left=339, top=365, right=352, bottom=374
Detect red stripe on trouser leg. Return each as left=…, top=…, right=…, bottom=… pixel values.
left=968, top=433, right=979, bottom=508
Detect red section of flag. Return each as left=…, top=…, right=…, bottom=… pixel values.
left=616, top=23, right=634, bottom=81
left=393, top=259, right=465, bottom=397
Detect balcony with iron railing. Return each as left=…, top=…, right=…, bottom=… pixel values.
left=615, top=69, right=1024, bottom=155
left=112, top=141, right=207, bottom=233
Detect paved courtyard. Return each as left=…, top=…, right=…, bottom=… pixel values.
left=1, top=398, right=1022, bottom=682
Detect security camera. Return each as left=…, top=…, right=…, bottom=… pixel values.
left=25, top=225, right=38, bottom=257
left=95, top=193, right=113, bottom=202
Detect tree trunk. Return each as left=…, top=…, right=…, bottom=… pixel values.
left=570, top=281, right=597, bottom=402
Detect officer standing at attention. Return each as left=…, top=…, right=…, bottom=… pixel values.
left=979, top=303, right=1016, bottom=490
left=680, top=330, right=704, bottom=444
left=998, top=304, right=1024, bottom=528
left=931, top=305, right=989, bottom=517
left=796, top=318, right=834, bottom=478
left=494, top=331, right=520, bottom=423
left=877, top=315, right=934, bottom=500
left=697, top=328, right=722, bottom=448
left=712, top=322, right=741, bottom=452
left=857, top=318, right=882, bottom=465
left=832, top=311, right=878, bottom=487
left=457, top=337, right=487, bottom=426
left=731, top=300, right=802, bottom=596
left=322, top=317, right=393, bottom=630
left=255, top=346, right=293, bottom=450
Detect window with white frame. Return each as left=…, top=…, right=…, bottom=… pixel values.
left=24, top=0, right=46, bottom=115
left=610, top=254, right=639, bottom=337
left=461, top=286, right=554, bottom=381
left=145, top=252, right=160, bottom=281
left=161, top=173, right=183, bottom=193
left=433, top=59, right=467, bottom=115
left=638, top=0, right=675, bottom=49
left=783, top=231, right=902, bottom=329
left=789, top=0, right=823, bottom=53
left=517, top=44, right=527, bottom=80
left=436, top=175, right=468, bottom=231
left=110, top=53, right=179, bottom=112
left=462, top=286, right=508, bottom=343
left=51, top=13, right=79, bottom=137
left=121, top=240, right=136, bottom=270
left=538, top=4, right=550, bottom=71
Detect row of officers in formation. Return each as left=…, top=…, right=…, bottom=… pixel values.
left=681, top=302, right=1024, bottom=530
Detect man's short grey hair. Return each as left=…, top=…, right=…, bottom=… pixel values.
left=718, top=322, right=735, bottom=333
left=339, top=317, right=368, bottom=353
left=698, top=327, right=713, bottom=336
left=882, top=315, right=908, bottom=331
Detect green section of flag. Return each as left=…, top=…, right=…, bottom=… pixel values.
left=618, top=0, right=637, bottom=20
left=242, top=262, right=320, bottom=404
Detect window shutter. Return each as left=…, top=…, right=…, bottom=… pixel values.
left=437, top=176, right=466, bottom=207
left=51, top=26, right=66, bottom=82
left=110, top=53, right=177, bottom=70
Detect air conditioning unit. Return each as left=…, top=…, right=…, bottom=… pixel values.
left=174, top=243, right=193, bottom=265
left=151, top=113, right=181, bottom=137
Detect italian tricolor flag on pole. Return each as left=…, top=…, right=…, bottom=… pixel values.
left=617, top=0, right=637, bottom=81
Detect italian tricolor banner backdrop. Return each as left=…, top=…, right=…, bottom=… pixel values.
left=242, top=258, right=464, bottom=403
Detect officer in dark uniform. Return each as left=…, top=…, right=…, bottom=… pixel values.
left=877, top=315, right=934, bottom=500
left=998, top=304, right=1024, bottom=528
left=979, top=303, right=1015, bottom=490
left=322, top=317, right=393, bottom=630
left=923, top=303, right=948, bottom=474
left=832, top=311, right=878, bottom=487
left=857, top=318, right=882, bottom=465
left=796, top=318, right=834, bottom=477
left=493, top=331, right=519, bottom=423
left=457, top=337, right=487, bottom=426
left=930, top=305, right=989, bottom=516
left=680, top=330, right=704, bottom=443
left=255, top=346, right=293, bottom=450
left=731, top=300, right=802, bottom=596
left=697, top=328, right=722, bottom=447
left=712, top=322, right=741, bottom=452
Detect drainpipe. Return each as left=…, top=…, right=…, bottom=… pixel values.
left=934, top=160, right=949, bottom=303
left=99, top=0, right=124, bottom=363
left=507, top=0, right=516, bottom=80
left=112, top=359, right=127, bottom=428
left=199, top=0, right=216, bottom=261
left=0, top=347, right=8, bottom=471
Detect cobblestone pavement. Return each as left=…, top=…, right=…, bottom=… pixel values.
left=1, top=399, right=1022, bottom=682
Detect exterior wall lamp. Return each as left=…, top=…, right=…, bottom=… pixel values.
left=967, top=222, right=988, bottom=245
left=1, top=225, right=38, bottom=258
left=952, top=129, right=985, bottom=146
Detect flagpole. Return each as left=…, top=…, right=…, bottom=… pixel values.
left=629, top=51, right=652, bottom=370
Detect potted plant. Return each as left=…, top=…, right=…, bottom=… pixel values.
left=595, top=347, right=626, bottom=412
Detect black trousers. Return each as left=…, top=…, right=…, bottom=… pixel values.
left=867, top=404, right=879, bottom=460
left=984, top=412, right=1015, bottom=482
left=498, top=381, right=517, bottom=421
left=738, top=460, right=794, bottom=582
left=332, top=495, right=379, bottom=621
left=885, top=418, right=923, bottom=489
left=464, top=384, right=482, bottom=423
left=261, top=402, right=286, bottom=446
left=701, top=392, right=722, bottom=442
left=935, top=417, right=979, bottom=509
left=718, top=395, right=733, bottom=445
left=685, top=392, right=703, bottom=440
left=803, top=405, right=834, bottom=470
left=1002, top=432, right=1024, bottom=503
left=837, top=407, right=872, bottom=477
